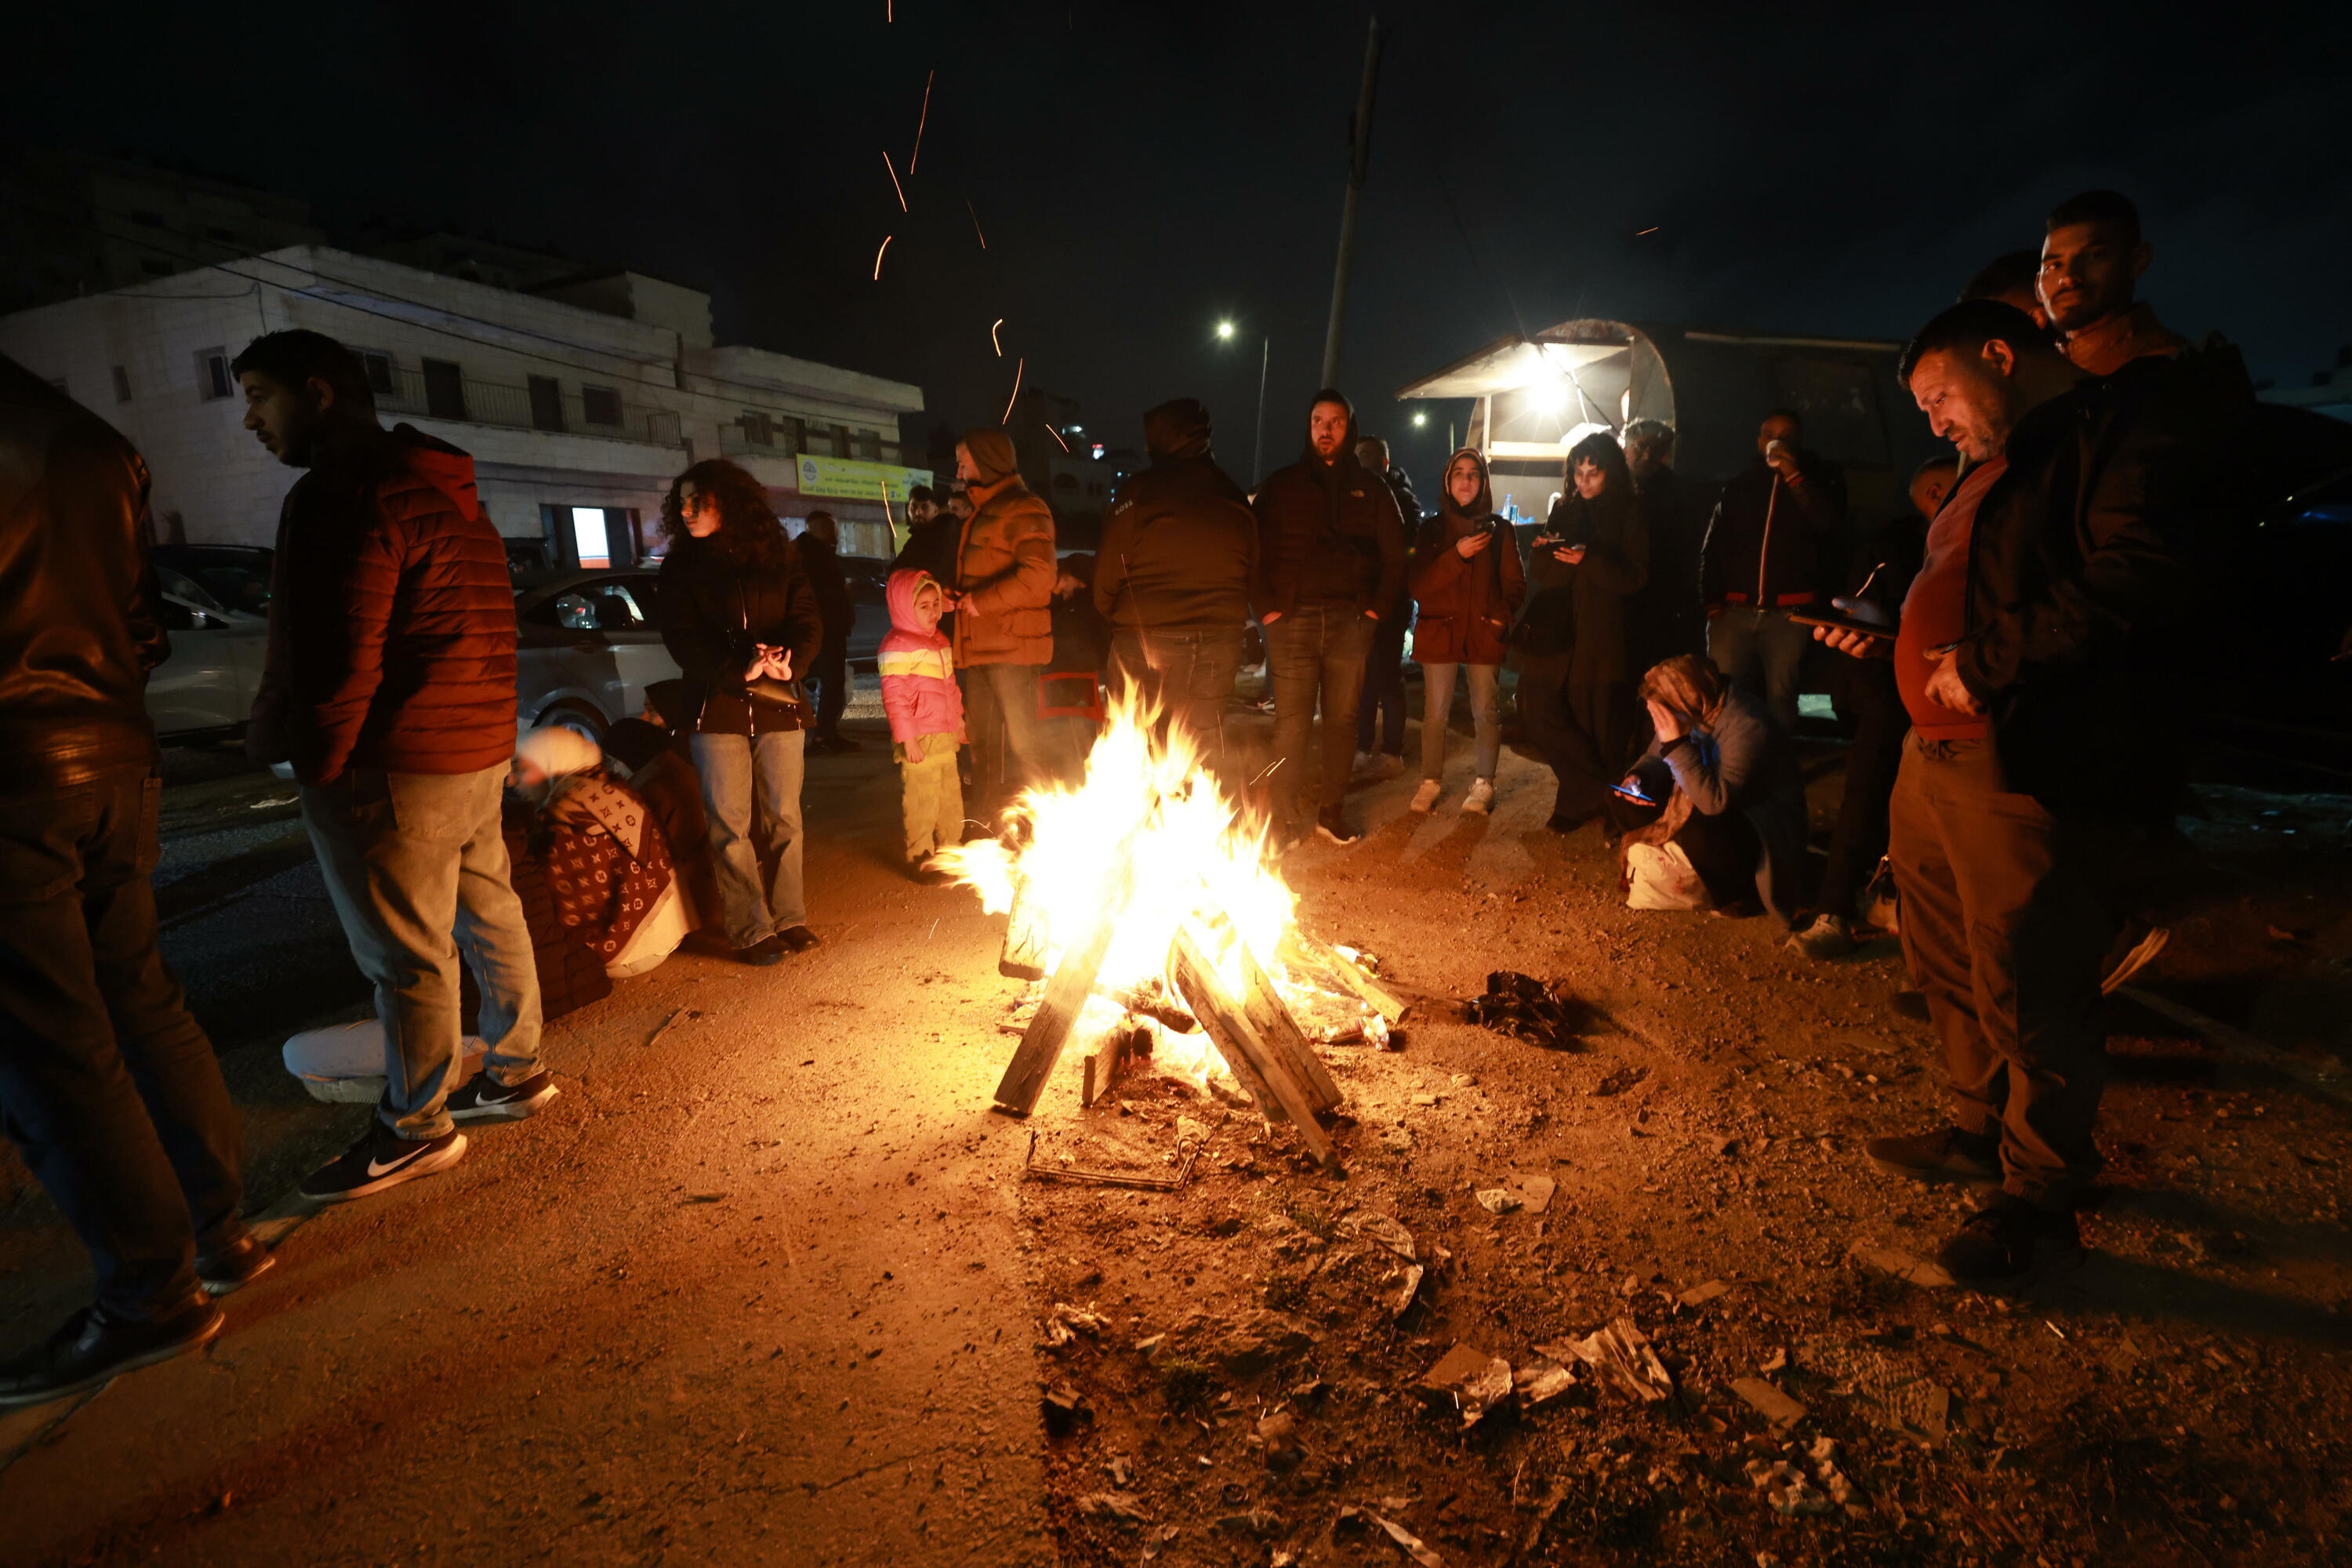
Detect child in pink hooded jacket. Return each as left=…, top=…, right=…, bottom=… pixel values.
left=879, top=569, right=967, bottom=877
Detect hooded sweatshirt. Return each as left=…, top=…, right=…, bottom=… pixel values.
left=878, top=568, right=964, bottom=743
left=1250, top=390, right=1407, bottom=618
left=250, top=422, right=517, bottom=784
left=953, top=426, right=1058, bottom=666
left=1408, top=448, right=1526, bottom=666
left=1094, top=397, right=1258, bottom=632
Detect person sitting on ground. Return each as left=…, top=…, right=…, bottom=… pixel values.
left=510, top=727, right=686, bottom=979
left=1615, top=654, right=1809, bottom=924
left=594, top=680, right=724, bottom=938
left=880, top=570, right=968, bottom=881
left=1408, top=446, right=1525, bottom=816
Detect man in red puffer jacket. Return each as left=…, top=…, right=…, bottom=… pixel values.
left=235, top=330, right=550, bottom=1204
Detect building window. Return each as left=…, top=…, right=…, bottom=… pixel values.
left=580, top=385, right=622, bottom=428
left=739, top=412, right=773, bottom=447
left=422, top=358, right=467, bottom=421
left=356, top=351, right=397, bottom=398
left=528, top=376, right=565, bottom=433
left=569, top=506, right=612, bottom=570
left=111, top=366, right=133, bottom=404
left=196, top=347, right=232, bottom=401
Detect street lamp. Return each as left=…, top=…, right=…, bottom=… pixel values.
left=1213, top=318, right=1270, bottom=487
left=1411, top=411, right=1427, bottom=427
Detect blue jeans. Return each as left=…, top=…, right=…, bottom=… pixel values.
left=1419, top=662, right=1501, bottom=782
left=302, top=764, right=543, bottom=1141
left=691, top=730, right=808, bottom=946
left=1110, top=626, right=1243, bottom=776
left=1708, top=607, right=1811, bottom=735
left=1265, top=606, right=1375, bottom=822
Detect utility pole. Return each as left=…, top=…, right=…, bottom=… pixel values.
left=1319, top=14, right=1385, bottom=390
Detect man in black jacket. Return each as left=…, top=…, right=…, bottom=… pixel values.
left=1700, top=409, right=1849, bottom=732
left=1095, top=398, right=1258, bottom=774
left=1623, top=419, right=1706, bottom=670
left=0, top=356, right=264, bottom=1409
left=798, top=510, right=859, bottom=754
left=1830, top=301, right=2209, bottom=1283
left=1251, top=390, right=1408, bottom=844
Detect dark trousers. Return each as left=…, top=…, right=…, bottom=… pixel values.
left=1889, top=735, right=2114, bottom=1209
left=965, top=661, right=1056, bottom=806
left=1519, top=648, right=1636, bottom=819
left=1356, top=615, right=1408, bottom=757
left=0, top=766, right=245, bottom=1321
left=1110, top=626, right=1243, bottom=778
left=1265, top=606, right=1374, bottom=824
left=808, top=638, right=850, bottom=740
left=1817, top=660, right=1908, bottom=920
left=1676, top=805, right=1766, bottom=909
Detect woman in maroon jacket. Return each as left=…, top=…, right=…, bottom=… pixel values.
left=1408, top=448, right=1526, bottom=815
left=655, top=459, right=824, bottom=965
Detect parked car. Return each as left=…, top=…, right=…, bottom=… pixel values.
left=514, top=568, right=681, bottom=742
left=145, top=563, right=270, bottom=742
left=151, top=543, right=274, bottom=615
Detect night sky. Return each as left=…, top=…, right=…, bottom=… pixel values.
left=16, top=1, right=2350, bottom=485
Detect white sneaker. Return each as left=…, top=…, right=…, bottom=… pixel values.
left=1351, top=750, right=1377, bottom=779
left=1410, top=779, right=1442, bottom=813
left=1462, top=779, right=1495, bottom=815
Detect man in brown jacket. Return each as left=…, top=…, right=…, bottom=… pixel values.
left=951, top=427, right=1059, bottom=808
left=236, top=330, right=549, bottom=1204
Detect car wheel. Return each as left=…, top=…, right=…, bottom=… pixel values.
left=536, top=699, right=609, bottom=747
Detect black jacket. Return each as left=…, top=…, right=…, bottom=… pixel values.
left=1096, top=405, right=1258, bottom=633
left=891, top=516, right=961, bottom=590
left=657, top=535, right=824, bottom=735
left=798, top=534, right=856, bottom=640
left=1252, top=428, right=1407, bottom=619
left=1955, top=358, right=2215, bottom=821
left=1627, top=466, right=1707, bottom=670
left=1700, top=448, right=1848, bottom=610
left=0, top=355, right=165, bottom=789
left=1519, top=488, right=1648, bottom=680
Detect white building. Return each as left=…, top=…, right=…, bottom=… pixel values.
left=0, top=244, right=929, bottom=564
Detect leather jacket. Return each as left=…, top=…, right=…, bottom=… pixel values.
left=0, top=355, right=165, bottom=790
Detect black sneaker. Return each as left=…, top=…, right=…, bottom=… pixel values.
left=1933, top=1194, right=2084, bottom=1284
left=0, top=1296, right=223, bottom=1408
left=776, top=924, right=824, bottom=953
left=735, top=935, right=787, bottom=966
left=195, top=1232, right=277, bottom=1296
left=447, top=1069, right=559, bottom=1122
left=1865, top=1126, right=2002, bottom=1188
left=1316, top=808, right=1362, bottom=846
left=299, top=1122, right=467, bottom=1204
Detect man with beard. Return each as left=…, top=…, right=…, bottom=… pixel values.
left=1251, top=390, right=1407, bottom=845
left=1700, top=408, right=1848, bottom=735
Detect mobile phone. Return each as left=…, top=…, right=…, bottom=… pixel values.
left=1610, top=781, right=1656, bottom=806
left=1790, top=609, right=1894, bottom=642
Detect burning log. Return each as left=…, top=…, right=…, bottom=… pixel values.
left=1170, top=924, right=1338, bottom=1171
left=1215, top=920, right=1342, bottom=1115
left=999, top=875, right=1051, bottom=981
left=1280, top=931, right=1407, bottom=1024
left=993, top=837, right=1139, bottom=1117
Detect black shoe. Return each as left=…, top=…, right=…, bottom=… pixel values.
left=735, top=935, right=788, bottom=966
left=1315, top=808, right=1361, bottom=846
left=1889, top=989, right=1933, bottom=1023
left=195, top=1232, right=277, bottom=1297
left=1544, top=811, right=1595, bottom=836
left=1933, top=1194, right=2084, bottom=1284
left=0, top=1296, right=224, bottom=1408
left=447, top=1069, right=559, bottom=1122
left=1865, top=1126, right=2002, bottom=1188
left=299, top=1122, right=467, bottom=1204
left=776, top=924, right=823, bottom=952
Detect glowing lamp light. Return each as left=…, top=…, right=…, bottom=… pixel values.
left=1411, top=412, right=1428, bottom=427
left=1215, top=320, right=1236, bottom=341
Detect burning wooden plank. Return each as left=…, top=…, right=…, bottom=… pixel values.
left=999, top=875, right=1051, bottom=981
left=1171, top=926, right=1338, bottom=1170
left=1281, top=930, right=1407, bottom=1024
left=993, top=840, right=1138, bottom=1116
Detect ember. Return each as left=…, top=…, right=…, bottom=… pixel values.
left=942, top=694, right=1385, bottom=1160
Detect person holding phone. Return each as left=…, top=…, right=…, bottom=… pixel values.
left=657, top=459, right=824, bottom=965
left=1517, top=432, right=1649, bottom=836
left=1406, top=448, right=1525, bottom=814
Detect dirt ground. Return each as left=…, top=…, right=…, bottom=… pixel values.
left=2, top=688, right=2349, bottom=1567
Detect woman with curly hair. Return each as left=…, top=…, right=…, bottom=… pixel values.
left=655, top=459, right=824, bottom=964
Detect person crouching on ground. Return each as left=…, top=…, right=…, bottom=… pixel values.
left=880, top=570, right=967, bottom=881
left=655, top=459, right=825, bottom=966
left=510, top=728, right=687, bottom=978
left=1408, top=447, right=1524, bottom=816
left=234, top=328, right=551, bottom=1205
left=1615, top=655, right=1808, bottom=922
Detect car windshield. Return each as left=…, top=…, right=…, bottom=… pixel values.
left=154, top=564, right=229, bottom=616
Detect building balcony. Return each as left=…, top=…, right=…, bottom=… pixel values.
left=376, top=364, right=684, bottom=451
left=718, top=422, right=920, bottom=466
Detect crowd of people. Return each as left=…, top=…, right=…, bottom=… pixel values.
left=2, top=185, right=2343, bottom=1410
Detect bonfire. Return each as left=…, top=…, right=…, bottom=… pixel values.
left=940, top=694, right=1403, bottom=1167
